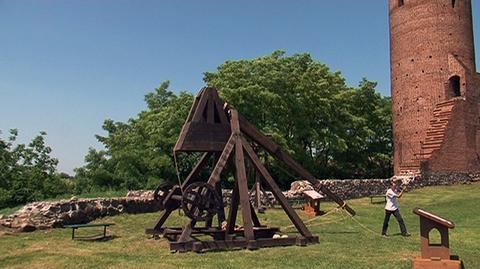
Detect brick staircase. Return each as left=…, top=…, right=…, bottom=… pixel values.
left=399, top=99, right=456, bottom=175
left=418, top=99, right=456, bottom=159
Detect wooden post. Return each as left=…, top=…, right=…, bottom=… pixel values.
left=231, top=110, right=254, bottom=241
left=242, top=137, right=313, bottom=237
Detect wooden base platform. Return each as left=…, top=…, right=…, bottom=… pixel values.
left=170, top=235, right=319, bottom=252
left=412, top=256, right=463, bottom=269
left=146, top=226, right=318, bottom=252
left=146, top=226, right=279, bottom=239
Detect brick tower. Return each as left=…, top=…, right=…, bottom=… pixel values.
left=389, top=0, right=480, bottom=175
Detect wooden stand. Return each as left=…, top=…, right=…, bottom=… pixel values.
left=412, top=208, right=463, bottom=269
left=302, top=190, right=324, bottom=216
left=146, top=87, right=355, bottom=252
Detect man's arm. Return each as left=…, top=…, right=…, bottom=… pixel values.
left=397, top=187, right=406, bottom=198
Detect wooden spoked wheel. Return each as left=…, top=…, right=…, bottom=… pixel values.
left=182, top=182, right=220, bottom=221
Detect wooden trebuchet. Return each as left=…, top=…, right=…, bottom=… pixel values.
left=146, top=87, right=354, bottom=252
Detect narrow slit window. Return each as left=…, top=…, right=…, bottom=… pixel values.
left=399, top=0, right=404, bottom=7
left=452, top=0, right=456, bottom=8
left=448, top=75, right=461, bottom=97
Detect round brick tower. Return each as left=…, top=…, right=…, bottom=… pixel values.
left=389, top=0, right=478, bottom=175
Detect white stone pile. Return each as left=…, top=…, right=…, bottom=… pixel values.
left=0, top=194, right=161, bottom=232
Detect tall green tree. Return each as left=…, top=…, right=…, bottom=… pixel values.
left=0, top=130, right=66, bottom=208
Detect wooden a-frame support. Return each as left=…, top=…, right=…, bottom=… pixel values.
left=146, top=87, right=355, bottom=252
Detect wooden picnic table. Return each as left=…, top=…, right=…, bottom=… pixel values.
left=64, top=223, right=115, bottom=240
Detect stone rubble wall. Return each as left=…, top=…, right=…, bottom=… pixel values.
left=0, top=195, right=162, bottom=232
left=1, top=172, right=478, bottom=232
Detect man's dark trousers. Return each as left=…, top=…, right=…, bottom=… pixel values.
left=382, top=209, right=407, bottom=235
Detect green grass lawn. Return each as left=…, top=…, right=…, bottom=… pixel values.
left=1, top=183, right=479, bottom=269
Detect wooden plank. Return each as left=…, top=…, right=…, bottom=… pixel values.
left=249, top=202, right=261, bottom=227
left=213, top=153, right=226, bottom=225
left=230, top=109, right=241, bottom=134
left=186, top=88, right=203, bottom=122
left=191, top=88, right=210, bottom=122
left=238, top=115, right=356, bottom=216
left=151, top=208, right=174, bottom=231
left=234, top=137, right=255, bottom=241
left=64, top=223, right=114, bottom=228
left=241, top=137, right=313, bottom=237
left=182, top=152, right=212, bottom=188
left=215, top=181, right=226, bottom=225
left=413, top=208, right=455, bottom=228
left=169, top=235, right=318, bottom=252
left=238, top=113, right=279, bottom=152
left=207, top=135, right=236, bottom=186
left=177, top=219, right=196, bottom=243
left=255, top=177, right=262, bottom=209
left=226, top=179, right=239, bottom=235
left=173, top=122, right=191, bottom=152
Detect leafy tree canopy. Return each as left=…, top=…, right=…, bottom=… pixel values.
left=0, top=130, right=66, bottom=208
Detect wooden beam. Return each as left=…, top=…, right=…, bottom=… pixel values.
left=207, top=135, right=236, bottom=186
left=182, top=152, right=213, bottom=189
left=227, top=110, right=254, bottom=240
left=191, top=88, right=210, bottom=122
left=185, top=88, right=203, bottom=122
left=213, top=153, right=226, bottom=225
left=226, top=179, right=239, bottom=235
left=242, top=137, right=313, bottom=237
left=249, top=202, right=261, bottom=227
left=151, top=208, right=174, bottom=231
left=178, top=219, right=196, bottom=243
left=234, top=137, right=255, bottom=241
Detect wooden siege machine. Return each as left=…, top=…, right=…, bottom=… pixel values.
left=146, top=87, right=356, bottom=252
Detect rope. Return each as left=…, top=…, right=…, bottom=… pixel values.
left=279, top=205, right=384, bottom=239
left=173, top=151, right=184, bottom=195
left=340, top=209, right=384, bottom=238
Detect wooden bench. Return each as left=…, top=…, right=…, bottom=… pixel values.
left=64, top=223, right=115, bottom=240
left=370, top=195, right=386, bottom=204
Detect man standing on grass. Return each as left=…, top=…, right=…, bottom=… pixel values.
left=381, top=179, right=410, bottom=237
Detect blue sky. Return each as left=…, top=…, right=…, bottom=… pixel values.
left=1, top=0, right=479, bottom=174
